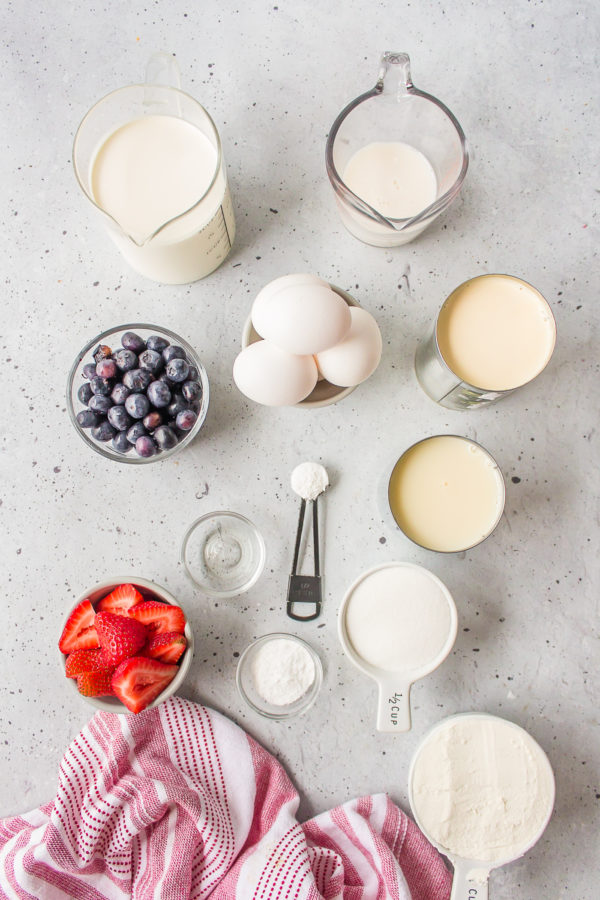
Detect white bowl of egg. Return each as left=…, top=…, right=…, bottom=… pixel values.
left=234, top=274, right=383, bottom=408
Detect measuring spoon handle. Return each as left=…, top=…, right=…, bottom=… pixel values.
left=450, top=861, right=490, bottom=900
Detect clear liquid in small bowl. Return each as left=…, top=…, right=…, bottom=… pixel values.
left=182, top=512, right=265, bottom=597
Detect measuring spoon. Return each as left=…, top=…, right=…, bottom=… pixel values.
left=408, top=713, right=555, bottom=899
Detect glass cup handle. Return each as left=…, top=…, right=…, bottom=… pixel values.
left=145, top=51, right=181, bottom=88
left=377, top=51, right=413, bottom=99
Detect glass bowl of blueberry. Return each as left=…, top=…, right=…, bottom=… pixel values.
left=67, top=324, right=209, bottom=463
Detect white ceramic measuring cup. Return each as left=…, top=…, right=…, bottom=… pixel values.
left=408, top=713, right=556, bottom=899
left=338, top=562, right=457, bottom=732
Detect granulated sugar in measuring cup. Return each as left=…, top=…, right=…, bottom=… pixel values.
left=338, top=562, right=457, bottom=731
left=326, top=51, right=468, bottom=246
left=409, top=713, right=555, bottom=899
left=73, top=53, right=235, bottom=284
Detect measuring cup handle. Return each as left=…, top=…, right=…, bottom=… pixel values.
left=450, top=861, right=490, bottom=900
left=377, top=51, right=413, bottom=98
left=145, top=51, right=181, bottom=89
left=375, top=678, right=411, bottom=732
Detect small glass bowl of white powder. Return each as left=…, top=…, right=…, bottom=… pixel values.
left=236, top=633, right=323, bottom=719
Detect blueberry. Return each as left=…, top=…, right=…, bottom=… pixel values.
left=82, top=363, right=97, bottom=380
left=165, top=358, right=189, bottom=383
left=162, top=345, right=186, bottom=363
left=91, top=420, right=116, bottom=442
left=167, top=393, right=189, bottom=419
left=96, top=358, right=117, bottom=379
left=176, top=409, right=198, bottom=431
left=147, top=334, right=170, bottom=353
left=154, top=425, right=179, bottom=450
left=123, top=368, right=153, bottom=391
left=90, top=375, right=113, bottom=396
left=112, top=431, right=132, bottom=454
left=138, top=349, right=164, bottom=374
left=113, top=348, right=138, bottom=372
left=93, top=344, right=112, bottom=364
left=88, top=394, right=113, bottom=414
left=121, top=331, right=146, bottom=353
left=126, top=421, right=147, bottom=444
left=111, top=382, right=130, bottom=405
left=147, top=380, right=171, bottom=408
left=143, top=411, right=163, bottom=431
left=107, top=405, right=132, bottom=431
left=76, top=409, right=100, bottom=429
left=125, top=393, right=150, bottom=419
left=135, top=435, right=157, bottom=458
left=187, top=365, right=199, bottom=381
left=182, top=380, right=201, bottom=403
left=157, top=371, right=172, bottom=384
left=78, top=383, right=94, bottom=405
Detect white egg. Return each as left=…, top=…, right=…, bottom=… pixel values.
left=315, top=307, right=382, bottom=387
left=256, top=284, right=351, bottom=355
left=252, top=273, right=328, bottom=337
left=233, top=340, right=318, bottom=406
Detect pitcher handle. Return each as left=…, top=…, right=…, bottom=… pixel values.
left=376, top=51, right=413, bottom=99
left=145, top=51, right=181, bottom=88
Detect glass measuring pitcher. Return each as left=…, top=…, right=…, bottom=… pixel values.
left=73, top=53, right=235, bottom=284
left=326, top=51, right=468, bottom=247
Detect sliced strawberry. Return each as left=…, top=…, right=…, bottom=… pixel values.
left=65, top=647, right=111, bottom=679
left=143, top=631, right=187, bottom=664
left=111, top=657, right=178, bottom=714
left=95, top=611, right=147, bottom=667
left=128, top=601, right=186, bottom=636
left=77, top=669, right=114, bottom=697
left=59, top=599, right=99, bottom=653
left=96, top=583, right=143, bottom=616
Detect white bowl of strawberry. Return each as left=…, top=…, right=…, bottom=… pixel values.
left=58, top=578, right=194, bottom=714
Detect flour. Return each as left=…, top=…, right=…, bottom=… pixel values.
left=411, top=715, right=555, bottom=863
left=251, top=638, right=315, bottom=706
left=291, top=462, right=329, bottom=501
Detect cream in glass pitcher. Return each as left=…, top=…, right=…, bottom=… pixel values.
left=73, top=53, right=235, bottom=284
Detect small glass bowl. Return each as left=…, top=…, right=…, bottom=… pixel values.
left=236, top=633, right=323, bottom=720
left=182, top=511, right=266, bottom=597
left=67, top=323, right=209, bottom=464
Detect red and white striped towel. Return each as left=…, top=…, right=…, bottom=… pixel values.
left=0, top=697, right=450, bottom=899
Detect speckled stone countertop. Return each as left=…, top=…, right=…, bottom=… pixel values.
left=1, top=1, right=598, bottom=897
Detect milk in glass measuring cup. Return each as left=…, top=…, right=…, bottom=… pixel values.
left=73, top=54, right=235, bottom=284
left=326, top=52, right=468, bottom=246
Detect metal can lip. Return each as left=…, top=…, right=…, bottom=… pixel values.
left=387, top=434, right=506, bottom=554
left=434, top=274, right=557, bottom=394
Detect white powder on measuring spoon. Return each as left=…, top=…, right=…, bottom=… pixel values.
left=251, top=638, right=315, bottom=706
left=291, top=462, right=329, bottom=501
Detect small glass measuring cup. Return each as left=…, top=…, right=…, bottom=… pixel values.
left=326, top=51, right=468, bottom=246
left=73, top=53, right=235, bottom=284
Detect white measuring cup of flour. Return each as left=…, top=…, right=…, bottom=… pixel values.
left=73, top=53, right=235, bottom=284
left=338, top=562, right=457, bottom=732
left=408, top=713, right=555, bottom=899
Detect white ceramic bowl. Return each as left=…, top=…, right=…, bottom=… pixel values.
left=241, top=284, right=359, bottom=409
left=59, top=576, right=194, bottom=714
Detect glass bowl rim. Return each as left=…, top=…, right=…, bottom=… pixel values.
left=236, top=632, right=323, bottom=720
left=66, top=322, right=209, bottom=464
left=181, top=510, right=266, bottom=597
